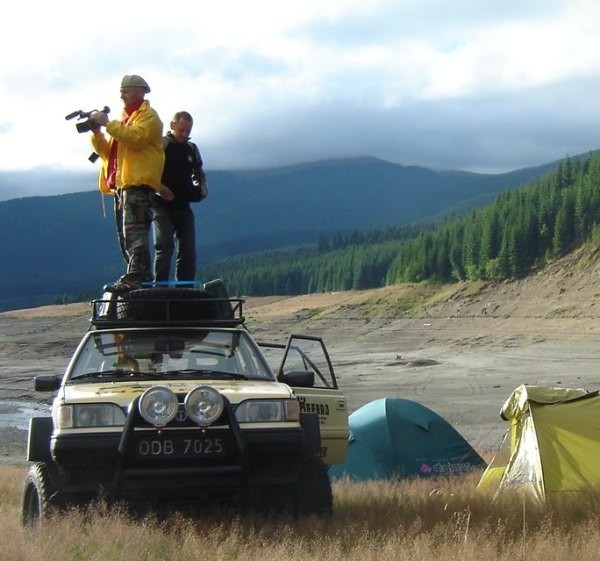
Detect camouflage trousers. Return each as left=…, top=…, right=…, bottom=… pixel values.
left=113, top=186, right=153, bottom=282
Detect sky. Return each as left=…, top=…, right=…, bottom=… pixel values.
left=2, top=0, right=600, bottom=198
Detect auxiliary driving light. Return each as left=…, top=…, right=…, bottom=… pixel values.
left=184, top=386, right=224, bottom=426
left=138, top=386, right=179, bottom=427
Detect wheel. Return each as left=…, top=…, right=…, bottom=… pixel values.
left=21, top=463, right=57, bottom=527
left=116, top=288, right=221, bottom=321
left=292, top=455, right=333, bottom=517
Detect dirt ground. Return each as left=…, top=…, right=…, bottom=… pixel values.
left=2, top=252, right=600, bottom=464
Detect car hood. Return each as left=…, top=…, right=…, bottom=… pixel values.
left=59, top=379, right=294, bottom=407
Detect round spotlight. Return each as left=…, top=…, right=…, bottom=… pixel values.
left=138, top=386, right=179, bottom=427
left=184, top=386, right=224, bottom=426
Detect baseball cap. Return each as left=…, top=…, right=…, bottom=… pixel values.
left=121, top=74, right=151, bottom=93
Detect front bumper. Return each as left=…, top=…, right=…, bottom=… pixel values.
left=49, top=400, right=307, bottom=503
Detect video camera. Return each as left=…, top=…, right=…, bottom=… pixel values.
left=65, top=106, right=110, bottom=133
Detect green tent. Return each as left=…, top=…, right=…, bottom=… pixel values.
left=329, top=397, right=486, bottom=481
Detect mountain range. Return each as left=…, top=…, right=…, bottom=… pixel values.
left=0, top=156, right=565, bottom=311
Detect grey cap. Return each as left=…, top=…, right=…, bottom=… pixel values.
left=121, top=74, right=151, bottom=93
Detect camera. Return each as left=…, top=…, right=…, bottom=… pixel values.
left=65, top=106, right=110, bottom=133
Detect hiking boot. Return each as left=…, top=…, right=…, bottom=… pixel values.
left=103, top=277, right=141, bottom=294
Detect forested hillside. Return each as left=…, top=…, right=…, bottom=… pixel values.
left=200, top=154, right=600, bottom=295
left=0, top=156, right=561, bottom=311
left=386, top=154, right=600, bottom=283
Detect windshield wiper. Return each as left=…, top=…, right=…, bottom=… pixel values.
left=72, top=370, right=163, bottom=381
left=163, top=369, right=248, bottom=380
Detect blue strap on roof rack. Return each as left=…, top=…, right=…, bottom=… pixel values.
left=141, top=280, right=207, bottom=288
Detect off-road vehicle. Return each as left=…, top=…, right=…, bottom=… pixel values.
left=22, top=280, right=348, bottom=524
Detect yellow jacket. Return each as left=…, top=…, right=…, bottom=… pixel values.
left=91, top=100, right=165, bottom=194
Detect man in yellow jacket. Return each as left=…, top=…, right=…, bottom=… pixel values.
left=91, top=74, right=173, bottom=292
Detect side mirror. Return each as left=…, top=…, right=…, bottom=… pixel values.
left=34, top=375, right=61, bottom=392
left=279, top=370, right=314, bottom=388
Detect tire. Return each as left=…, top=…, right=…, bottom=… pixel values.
left=21, top=463, right=57, bottom=527
left=117, top=288, right=221, bottom=321
left=292, top=455, right=333, bottom=517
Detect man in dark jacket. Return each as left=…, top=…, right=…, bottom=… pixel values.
left=152, top=111, right=208, bottom=282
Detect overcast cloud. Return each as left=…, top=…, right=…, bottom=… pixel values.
left=1, top=0, right=599, bottom=197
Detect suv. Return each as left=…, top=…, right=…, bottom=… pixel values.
left=22, top=280, right=348, bottom=524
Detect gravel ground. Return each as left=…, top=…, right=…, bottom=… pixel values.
left=3, top=274, right=600, bottom=464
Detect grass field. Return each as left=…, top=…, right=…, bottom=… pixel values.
left=3, top=465, right=600, bottom=561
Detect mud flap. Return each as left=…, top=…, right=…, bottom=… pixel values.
left=27, top=417, right=53, bottom=463
left=300, top=412, right=321, bottom=457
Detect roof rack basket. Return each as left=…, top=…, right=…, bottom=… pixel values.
left=89, top=281, right=245, bottom=328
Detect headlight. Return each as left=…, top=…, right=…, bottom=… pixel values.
left=55, top=404, right=126, bottom=428
left=184, top=386, right=224, bottom=426
left=138, top=386, right=179, bottom=427
left=235, top=399, right=300, bottom=423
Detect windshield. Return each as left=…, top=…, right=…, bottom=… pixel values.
left=68, top=328, right=275, bottom=382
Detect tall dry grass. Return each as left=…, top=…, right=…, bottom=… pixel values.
left=2, top=465, right=600, bottom=561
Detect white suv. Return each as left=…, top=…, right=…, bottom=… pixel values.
left=22, top=281, right=348, bottom=524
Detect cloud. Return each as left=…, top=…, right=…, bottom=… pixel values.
left=1, top=0, right=600, bottom=195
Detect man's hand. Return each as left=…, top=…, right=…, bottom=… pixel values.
left=92, top=111, right=110, bottom=127
left=159, top=184, right=175, bottom=201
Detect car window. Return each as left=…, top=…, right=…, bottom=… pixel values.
left=68, top=329, right=274, bottom=381
left=281, top=337, right=338, bottom=389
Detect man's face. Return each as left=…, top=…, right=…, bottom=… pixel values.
left=170, top=119, right=193, bottom=143
left=120, top=86, right=145, bottom=105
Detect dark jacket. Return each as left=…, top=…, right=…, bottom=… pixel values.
left=156, top=132, right=207, bottom=207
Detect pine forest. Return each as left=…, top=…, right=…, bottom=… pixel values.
left=199, top=153, right=600, bottom=296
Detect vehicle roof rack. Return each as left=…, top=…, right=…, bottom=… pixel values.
left=89, top=280, right=246, bottom=328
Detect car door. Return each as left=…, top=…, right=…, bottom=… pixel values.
left=266, top=335, right=349, bottom=465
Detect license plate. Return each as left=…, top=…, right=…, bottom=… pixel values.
left=135, top=435, right=227, bottom=459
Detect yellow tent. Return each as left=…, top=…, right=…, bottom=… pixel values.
left=478, top=384, right=600, bottom=503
